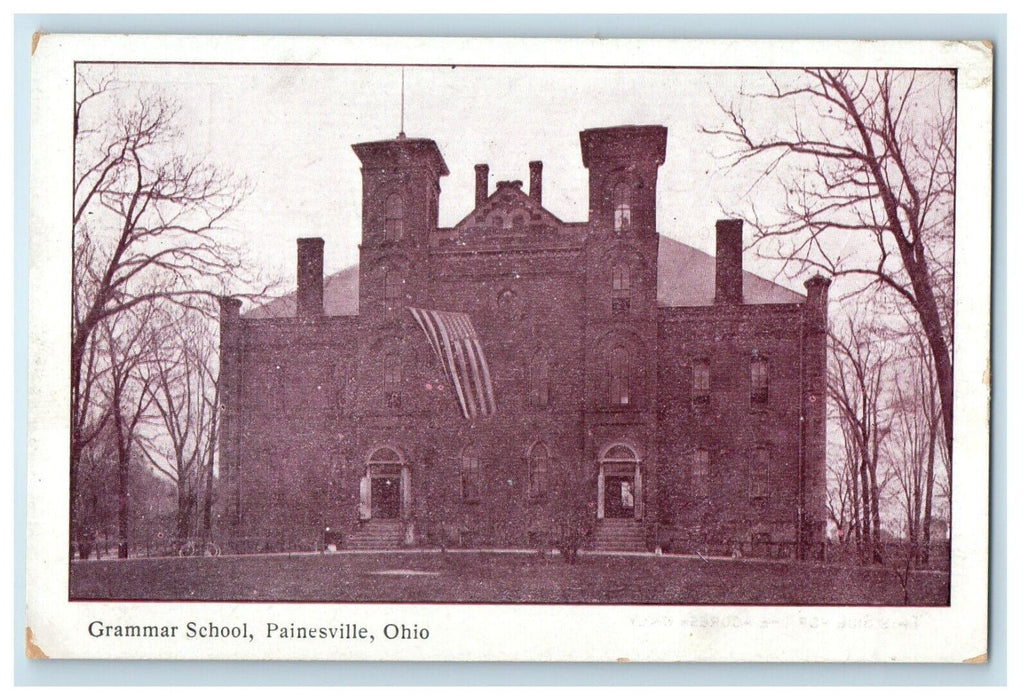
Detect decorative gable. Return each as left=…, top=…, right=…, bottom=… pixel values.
left=446, top=180, right=565, bottom=244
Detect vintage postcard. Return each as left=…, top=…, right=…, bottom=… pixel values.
left=26, top=34, right=992, bottom=662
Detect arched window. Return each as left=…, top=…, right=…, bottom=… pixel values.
left=601, top=444, right=638, bottom=463
left=530, top=349, right=549, bottom=407
left=529, top=442, right=548, bottom=498
left=368, top=446, right=403, bottom=474
left=750, top=446, right=770, bottom=498
left=750, top=356, right=769, bottom=406
left=461, top=449, right=483, bottom=503
left=612, top=262, right=630, bottom=315
left=384, top=350, right=402, bottom=410
left=692, top=359, right=711, bottom=404
left=384, top=269, right=401, bottom=310
left=497, top=289, right=518, bottom=319
left=384, top=193, right=403, bottom=241
left=609, top=346, right=630, bottom=406
left=691, top=449, right=710, bottom=499
left=613, top=182, right=631, bottom=233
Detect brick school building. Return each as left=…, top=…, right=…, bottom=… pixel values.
left=217, top=125, right=830, bottom=557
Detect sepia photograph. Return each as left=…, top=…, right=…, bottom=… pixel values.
left=26, top=34, right=993, bottom=661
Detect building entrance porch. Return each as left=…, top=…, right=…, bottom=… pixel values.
left=596, top=443, right=643, bottom=520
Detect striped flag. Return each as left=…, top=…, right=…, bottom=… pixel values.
left=408, top=307, right=497, bottom=419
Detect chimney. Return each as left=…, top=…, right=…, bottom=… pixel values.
left=803, top=275, right=831, bottom=333
left=529, top=160, right=543, bottom=204
left=218, top=296, right=242, bottom=326
left=715, top=219, right=744, bottom=304
left=296, top=237, right=324, bottom=319
left=475, top=164, right=489, bottom=208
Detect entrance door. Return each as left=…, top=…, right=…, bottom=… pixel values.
left=604, top=475, right=635, bottom=519
left=371, top=477, right=401, bottom=519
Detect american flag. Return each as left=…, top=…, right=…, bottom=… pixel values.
left=408, top=307, right=497, bottom=419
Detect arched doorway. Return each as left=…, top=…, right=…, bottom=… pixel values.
left=360, top=446, right=411, bottom=521
left=597, top=443, right=642, bottom=520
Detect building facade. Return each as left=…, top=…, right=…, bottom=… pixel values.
left=217, top=125, right=830, bottom=557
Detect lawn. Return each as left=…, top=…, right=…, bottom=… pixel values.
left=69, top=551, right=949, bottom=606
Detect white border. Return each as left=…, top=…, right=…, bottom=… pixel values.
left=27, top=34, right=993, bottom=662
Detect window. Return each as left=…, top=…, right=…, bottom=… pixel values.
left=530, top=350, right=549, bottom=407
left=384, top=351, right=402, bottom=410
left=461, top=451, right=483, bottom=502
left=529, top=442, right=548, bottom=499
left=692, top=359, right=710, bottom=404
left=270, top=362, right=286, bottom=411
left=750, top=447, right=770, bottom=498
left=609, top=346, right=630, bottom=406
left=497, top=289, right=517, bottom=319
left=612, top=263, right=630, bottom=315
left=691, top=449, right=710, bottom=499
left=613, top=182, right=631, bottom=233
left=368, top=446, right=403, bottom=471
left=750, top=356, right=769, bottom=406
left=384, top=194, right=403, bottom=241
left=384, top=269, right=402, bottom=311
left=602, top=444, right=638, bottom=463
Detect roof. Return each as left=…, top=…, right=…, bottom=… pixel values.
left=656, top=235, right=805, bottom=306
left=351, top=137, right=449, bottom=177
left=245, top=236, right=803, bottom=319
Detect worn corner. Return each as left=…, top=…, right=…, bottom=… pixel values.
left=25, top=627, right=49, bottom=659
left=31, top=32, right=45, bottom=57
left=962, top=652, right=987, bottom=664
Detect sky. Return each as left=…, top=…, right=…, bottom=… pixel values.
left=75, top=60, right=958, bottom=537
left=83, top=62, right=805, bottom=296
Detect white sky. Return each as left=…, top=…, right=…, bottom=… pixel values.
left=89, top=62, right=796, bottom=293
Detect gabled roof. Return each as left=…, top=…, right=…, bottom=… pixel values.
left=451, top=180, right=563, bottom=233
left=656, top=236, right=804, bottom=306
left=246, top=265, right=360, bottom=319
left=245, top=235, right=803, bottom=320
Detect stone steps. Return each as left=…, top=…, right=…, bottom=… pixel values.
left=348, top=520, right=403, bottom=550
left=591, top=519, right=647, bottom=552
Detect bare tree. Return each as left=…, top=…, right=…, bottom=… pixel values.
left=137, top=306, right=221, bottom=547
left=826, top=437, right=856, bottom=545
left=96, top=303, right=160, bottom=558
left=705, top=69, right=955, bottom=461
left=828, top=311, right=894, bottom=563
left=71, top=68, right=258, bottom=556
left=885, top=311, right=945, bottom=567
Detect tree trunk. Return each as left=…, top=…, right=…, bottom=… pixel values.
left=921, top=430, right=937, bottom=567
left=895, top=238, right=954, bottom=465
left=114, top=409, right=130, bottom=559
left=202, top=455, right=214, bottom=541
left=868, top=460, right=883, bottom=565
left=858, top=457, right=872, bottom=562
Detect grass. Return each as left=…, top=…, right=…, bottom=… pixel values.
left=69, top=551, right=950, bottom=605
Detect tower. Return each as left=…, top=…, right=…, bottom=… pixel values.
left=579, top=126, right=667, bottom=526
left=351, top=136, right=449, bottom=319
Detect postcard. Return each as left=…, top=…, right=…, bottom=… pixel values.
left=26, top=34, right=992, bottom=662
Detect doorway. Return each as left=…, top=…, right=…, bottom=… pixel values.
left=361, top=446, right=410, bottom=522
left=371, top=476, right=401, bottom=519
left=596, top=443, right=642, bottom=520
left=604, top=475, right=635, bottom=519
